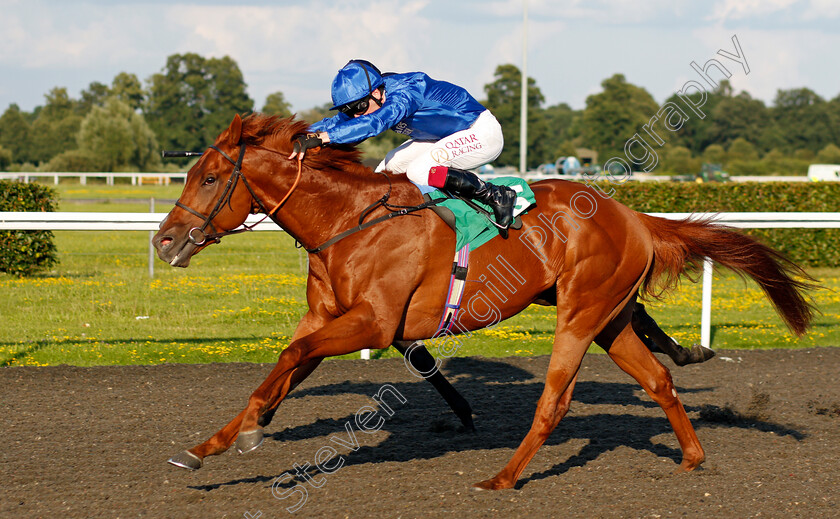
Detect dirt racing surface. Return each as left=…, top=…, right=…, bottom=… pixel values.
left=2, top=348, right=839, bottom=519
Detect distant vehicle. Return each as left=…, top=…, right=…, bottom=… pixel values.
left=555, top=156, right=581, bottom=175
left=672, top=163, right=730, bottom=183
left=807, top=164, right=840, bottom=181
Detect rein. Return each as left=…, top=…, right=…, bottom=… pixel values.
left=304, top=194, right=445, bottom=254
left=176, top=142, right=439, bottom=253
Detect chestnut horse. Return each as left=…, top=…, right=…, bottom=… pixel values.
left=153, top=114, right=815, bottom=489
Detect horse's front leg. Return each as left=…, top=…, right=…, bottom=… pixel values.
left=171, top=304, right=389, bottom=469
left=232, top=302, right=391, bottom=454
left=167, top=311, right=331, bottom=470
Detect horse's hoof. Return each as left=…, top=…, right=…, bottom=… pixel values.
left=236, top=428, right=265, bottom=454
left=688, top=344, right=716, bottom=364
left=472, top=477, right=513, bottom=490
left=675, top=462, right=704, bottom=474
left=673, top=344, right=716, bottom=366
left=167, top=450, right=203, bottom=470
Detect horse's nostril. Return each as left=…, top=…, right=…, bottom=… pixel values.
left=160, top=237, right=173, bottom=248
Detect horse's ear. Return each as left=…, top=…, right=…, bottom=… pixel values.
left=228, top=114, right=242, bottom=144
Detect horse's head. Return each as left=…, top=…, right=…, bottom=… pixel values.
left=153, top=114, right=256, bottom=267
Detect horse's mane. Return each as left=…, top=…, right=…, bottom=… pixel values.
left=240, top=113, right=372, bottom=177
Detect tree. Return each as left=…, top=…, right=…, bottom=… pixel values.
left=78, top=81, right=110, bottom=115
left=0, top=145, right=11, bottom=169
left=262, top=91, right=293, bottom=117
left=297, top=103, right=333, bottom=124
left=662, top=80, right=730, bottom=155
left=78, top=98, right=160, bottom=171
left=816, top=143, right=840, bottom=164
left=28, top=87, right=82, bottom=164
left=581, top=73, right=659, bottom=161
left=775, top=87, right=823, bottom=108
left=727, top=137, right=759, bottom=162
left=656, top=79, right=732, bottom=155
left=111, top=72, right=145, bottom=111
left=770, top=87, right=833, bottom=153
left=701, top=144, right=726, bottom=165
left=144, top=53, right=254, bottom=153
left=0, top=104, right=33, bottom=164
left=482, top=63, right=548, bottom=169
left=707, top=91, right=768, bottom=149
left=45, top=98, right=161, bottom=172
left=756, top=148, right=809, bottom=175
left=541, top=102, right=582, bottom=160
left=660, top=145, right=700, bottom=174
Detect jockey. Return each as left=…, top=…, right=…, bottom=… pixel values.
left=290, top=59, right=517, bottom=236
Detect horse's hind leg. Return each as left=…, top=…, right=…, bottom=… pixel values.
left=474, top=362, right=580, bottom=490
left=474, top=322, right=588, bottom=490
left=393, top=340, right=475, bottom=431
left=602, top=319, right=705, bottom=472
left=261, top=341, right=476, bottom=431
left=632, top=302, right=715, bottom=366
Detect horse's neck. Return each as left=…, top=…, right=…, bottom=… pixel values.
left=257, top=157, right=394, bottom=250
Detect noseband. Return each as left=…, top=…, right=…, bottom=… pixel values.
left=175, top=143, right=302, bottom=246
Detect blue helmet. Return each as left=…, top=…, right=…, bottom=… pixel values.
left=329, top=60, right=385, bottom=110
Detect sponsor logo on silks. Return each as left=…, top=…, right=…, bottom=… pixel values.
left=444, top=133, right=484, bottom=158
left=431, top=148, right=450, bottom=164
left=394, top=122, right=413, bottom=135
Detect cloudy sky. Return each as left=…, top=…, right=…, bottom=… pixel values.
left=1, top=0, right=838, bottom=114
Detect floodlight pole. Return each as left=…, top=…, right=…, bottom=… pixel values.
left=519, top=0, right=528, bottom=176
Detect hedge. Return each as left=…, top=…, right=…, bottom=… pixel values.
left=605, top=181, right=840, bottom=268
left=0, top=180, right=58, bottom=276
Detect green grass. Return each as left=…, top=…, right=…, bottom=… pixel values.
left=1, top=184, right=839, bottom=366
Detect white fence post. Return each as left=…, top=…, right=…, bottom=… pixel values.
left=701, top=257, right=714, bottom=348
left=148, top=198, right=155, bottom=278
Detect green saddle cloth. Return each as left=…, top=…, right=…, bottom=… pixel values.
left=427, top=176, right=536, bottom=251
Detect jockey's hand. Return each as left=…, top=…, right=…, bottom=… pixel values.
left=289, top=133, right=324, bottom=160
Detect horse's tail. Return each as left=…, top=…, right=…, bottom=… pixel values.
left=637, top=213, right=818, bottom=337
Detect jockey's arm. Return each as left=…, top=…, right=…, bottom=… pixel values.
left=317, top=91, right=418, bottom=145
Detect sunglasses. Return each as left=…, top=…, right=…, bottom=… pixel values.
left=338, top=95, right=372, bottom=117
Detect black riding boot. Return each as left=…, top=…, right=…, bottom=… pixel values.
left=440, top=167, right=517, bottom=238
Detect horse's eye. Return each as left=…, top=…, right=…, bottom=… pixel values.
left=203, top=177, right=216, bottom=186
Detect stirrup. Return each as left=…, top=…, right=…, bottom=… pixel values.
left=446, top=193, right=513, bottom=237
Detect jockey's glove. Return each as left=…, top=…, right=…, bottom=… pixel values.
left=292, top=133, right=324, bottom=158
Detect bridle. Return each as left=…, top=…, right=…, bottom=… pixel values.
left=174, top=142, right=302, bottom=246
left=173, top=140, right=441, bottom=254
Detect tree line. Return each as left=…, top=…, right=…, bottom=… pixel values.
left=1, top=53, right=838, bottom=175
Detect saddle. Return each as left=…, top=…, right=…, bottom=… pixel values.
left=422, top=176, right=536, bottom=252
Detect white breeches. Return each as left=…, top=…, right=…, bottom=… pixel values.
left=375, top=110, right=504, bottom=192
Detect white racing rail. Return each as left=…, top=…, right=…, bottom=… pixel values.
left=3, top=211, right=839, bottom=350
left=0, top=212, right=280, bottom=231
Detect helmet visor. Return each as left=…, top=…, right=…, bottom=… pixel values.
left=337, top=95, right=372, bottom=117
